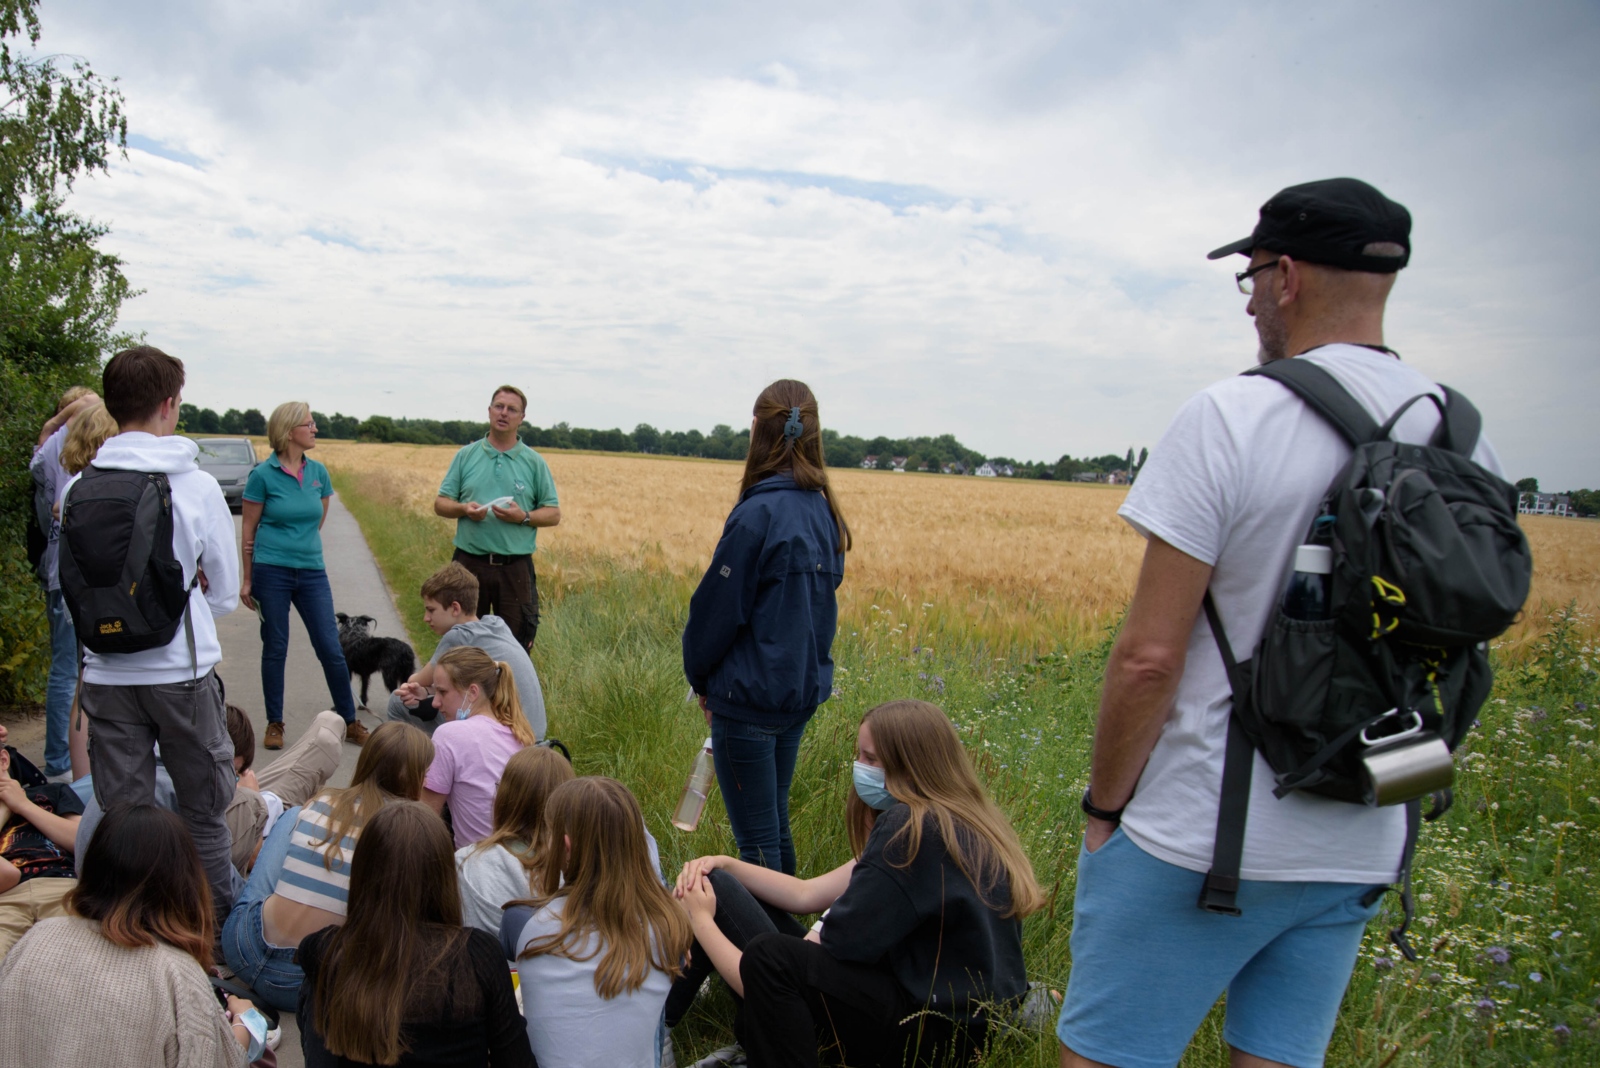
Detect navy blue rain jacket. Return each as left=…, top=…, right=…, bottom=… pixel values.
left=682, top=474, right=845, bottom=725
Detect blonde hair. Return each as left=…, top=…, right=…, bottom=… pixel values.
left=471, top=745, right=574, bottom=877
left=516, top=778, right=692, bottom=998
left=57, top=385, right=97, bottom=412
left=60, top=401, right=119, bottom=474
left=311, top=722, right=434, bottom=871
left=852, top=700, right=1045, bottom=919
left=436, top=646, right=537, bottom=747
left=267, top=400, right=311, bottom=454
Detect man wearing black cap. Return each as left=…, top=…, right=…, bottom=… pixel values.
left=1056, top=179, right=1506, bottom=1068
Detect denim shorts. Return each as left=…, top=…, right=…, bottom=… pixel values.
left=1057, top=829, right=1384, bottom=1068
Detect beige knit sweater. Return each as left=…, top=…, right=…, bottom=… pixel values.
left=0, top=916, right=248, bottom=1068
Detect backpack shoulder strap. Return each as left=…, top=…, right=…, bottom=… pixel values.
left=1243, top=359, right=1381, bottom=447
left=1432, top=385, right=1481, bottom=458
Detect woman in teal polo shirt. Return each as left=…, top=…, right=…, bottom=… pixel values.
left=241, top=402, right=366, bottom=751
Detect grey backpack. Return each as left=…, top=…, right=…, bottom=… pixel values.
left=1199, top=358, right=1532, bottom=957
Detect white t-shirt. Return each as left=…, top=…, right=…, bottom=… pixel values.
left=1118, top=344, right=1504, bottom=884
left=456, top=842, right=535, bottom=941
left=504, top=898, right=671, bottom=1068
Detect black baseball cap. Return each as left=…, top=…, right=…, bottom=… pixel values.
left=1207, top=178, right=1411, bottom=273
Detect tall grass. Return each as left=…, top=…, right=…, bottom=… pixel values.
left=332, top=461, right=1600, bottom=1067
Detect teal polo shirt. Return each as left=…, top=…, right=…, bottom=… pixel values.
left=243, top=454, right=334, bottom=570
left=437, top=438, right=560, bottom=556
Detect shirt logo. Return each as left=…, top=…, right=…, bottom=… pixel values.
left=515, top=481, right=526, bottom=491
left=719, top=565, right=732, bottom=578
left=312, top=480, right=322, bottom=489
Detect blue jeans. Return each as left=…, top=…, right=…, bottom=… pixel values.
left=711, top=713, right=810, bottom=874
left=221, top=805, right=305, bottom=1012
left=1058, top=829, right=1383, bottom=1068
left=44, top=588, right=78, bottom=775
left=252, top=563, right=356, bottom=724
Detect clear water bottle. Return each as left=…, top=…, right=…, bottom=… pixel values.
left=1283, top=544, right=1333, bottom=620
left=671, top=738, right=716, bottom=832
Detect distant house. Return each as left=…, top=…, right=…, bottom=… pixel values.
left=916, top=460, right=930, bottom=472
left=1106, top=469, right=1130, bottom=485
left=975, top=462, right=997, bottom=478
left=944, top=461, right=968, bottom=476
left=997, top=463, right=1015, bottom=477
left=890, top=456, right=909, bottom=472
left=861, top=455, right=879, bottom=470
left=1519, top=492, right=1572, bottom=517
left=1071, top=472, right=1101, bottom=483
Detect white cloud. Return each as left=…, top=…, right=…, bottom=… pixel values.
left=35, top=0, right=1600, bottom=487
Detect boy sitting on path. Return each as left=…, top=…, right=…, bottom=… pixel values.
left=0, top=743, right=83, bottom=959
left=388, top=562, right=547, bottom=741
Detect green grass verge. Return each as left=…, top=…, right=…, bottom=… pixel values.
left=333, top=468, right=1600, bottom=1066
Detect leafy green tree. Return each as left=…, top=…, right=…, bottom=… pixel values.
left=221, top=408, right=246, bottom=433
left=0, top=0, right=132, bottom=705
left=632, top=423, right=660, bottom=453
left=241, top=408, right=265, bottom=435
left=1515, top=477, right=1539, bottom=494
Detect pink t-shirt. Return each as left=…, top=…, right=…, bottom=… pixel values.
left=424, top=715, right=525, bottom=846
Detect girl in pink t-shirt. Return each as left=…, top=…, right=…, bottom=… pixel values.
left=424, top=646, right=536, bottom=846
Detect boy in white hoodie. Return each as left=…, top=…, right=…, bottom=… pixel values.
left=63, top=345, right=242, bottom=914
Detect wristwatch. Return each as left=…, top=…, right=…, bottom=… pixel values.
left=1080, top=787, right=1125, bottom=826
left=520, top=514, right=532, bottom=525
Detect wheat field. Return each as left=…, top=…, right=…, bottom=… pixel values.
left=309, top=442, right=1599, bottom=653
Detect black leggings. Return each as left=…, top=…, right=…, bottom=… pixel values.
left=663, top=869, right=807, bottom=1027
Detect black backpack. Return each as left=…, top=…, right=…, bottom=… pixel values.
left=1199, top=358, right=1532, bottom=957
left=58, top=465, right=199, bottom=658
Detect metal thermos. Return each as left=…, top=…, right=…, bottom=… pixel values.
left=671, top=738, right=716, bottom=832
left=1360, top=732, right=1455, bottom=807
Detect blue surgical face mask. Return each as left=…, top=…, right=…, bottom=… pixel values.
left=852, top=761, right=897, bottom=811
left=455, top=704, right=472, bottom=721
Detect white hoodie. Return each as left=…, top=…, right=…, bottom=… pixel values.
left=63, top=432, right=240, bottom=685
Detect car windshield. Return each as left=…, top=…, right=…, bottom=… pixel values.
left=197, top=441, right=256, bottom=465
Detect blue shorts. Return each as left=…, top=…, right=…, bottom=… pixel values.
left=1057, top=829, right=1383, bottom=1068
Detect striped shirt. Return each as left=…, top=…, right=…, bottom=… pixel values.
left=275, top=798, right=358, bottom=915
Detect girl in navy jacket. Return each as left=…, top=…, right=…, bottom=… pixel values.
left=682, top=379, right=850, bottom=874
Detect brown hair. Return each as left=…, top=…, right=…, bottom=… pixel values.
left=517, top=778, right=692, bottom=998
left=59, top=401, right=119, bottom=475
left=226, top=704, right=255, bottom=773
left=739, top=379, right=851, bottom=552
left=312, top=722, right=435, bottom=870
left=266, top=401, right=312, bottom=455
left=852, top=700, right=1045, bottom=919
left=491, top=385, right=527, bottom=414
left=102, top=345, right=184, bottom=426
left=436, top=646, right=536, bottom=747
left=472, top=745, right=574, bottom=877
left=312, top=802, right=466, bottom=1065
left=420, top=562, right=479, bottom=615
left=69, top=804, right=215, bottom=971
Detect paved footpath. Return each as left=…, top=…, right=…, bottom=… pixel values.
left=12, top=492, right=411, bottom=1065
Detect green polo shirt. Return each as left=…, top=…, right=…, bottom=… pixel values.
left=438, top=438, right=560, bottom=556
left=243, top=454, right=334, bottom=569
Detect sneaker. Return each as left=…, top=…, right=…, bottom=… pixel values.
left=692, top=1045, right=746, bottom=1068
left=265, top=1027, right=282, bottom=1052
left=264, top=722, right=285, bottom=750
left=45, top=769, right=75, bottom=785
left=345, top=720, right=370, bottom=746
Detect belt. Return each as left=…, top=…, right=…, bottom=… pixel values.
left=459, top=550, right=530, bottom=566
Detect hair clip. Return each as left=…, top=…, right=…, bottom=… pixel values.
left=783, top=406, right=804, bottom=441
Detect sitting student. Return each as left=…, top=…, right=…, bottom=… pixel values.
left=673, top=699, right=1044, bottom=1068
left=74, top=703, right=346, bottom=879
left=0, top=744, right=84, bottom=958
left=388, top=562, right=546, bottom=739
left=423, top=646, right=536, bottom=847
left=456, top=744, right=574, bottom=940
left=0, top=803, right=266, bottom=1066
left=222, top=721, right=434, bottom=1012
left=298, top=801, right=534, bottom=1067
left=501, top=777, right=692, bottom=1068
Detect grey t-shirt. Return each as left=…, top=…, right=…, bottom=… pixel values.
left=434, top=616, right=547, bottom=740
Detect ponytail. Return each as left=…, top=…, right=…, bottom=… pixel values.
left=490, top=662, right=536, bottom=746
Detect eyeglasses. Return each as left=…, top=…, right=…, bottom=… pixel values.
left=296, top=420, right=317, bottom=431
left=1236, top=260, right=1280, bottom=295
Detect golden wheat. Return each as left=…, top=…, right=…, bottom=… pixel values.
left=310, top=442, right=1599, bottom=653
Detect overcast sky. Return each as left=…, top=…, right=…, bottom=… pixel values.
left=37, top=0, right=1600, bottom=488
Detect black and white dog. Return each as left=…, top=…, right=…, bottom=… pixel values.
left=335, top=612, right=417, bottom=710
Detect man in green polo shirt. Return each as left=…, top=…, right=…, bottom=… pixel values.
left=434, top=385, right=560, bottom=648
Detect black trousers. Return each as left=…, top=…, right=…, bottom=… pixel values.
left=664, top=869, right=807, bottom=1027
left=452, top=549, right=539, bottom=647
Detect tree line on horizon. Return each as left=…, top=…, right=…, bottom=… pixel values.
left=178, top=403, right=1149, bottom=481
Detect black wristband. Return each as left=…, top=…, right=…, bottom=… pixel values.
left=1081, top=787, right=1124, bottom=825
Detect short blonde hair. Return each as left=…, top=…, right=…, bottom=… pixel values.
left=61, top=401, right=120, bottom=475
left=267, top=401, right=311, bottom=454
left=57, top=386, right=97, bottom=412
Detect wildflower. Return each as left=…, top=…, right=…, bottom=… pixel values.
left=1476, top=998, right=1497, bottom=1018
left=1373, top=956, right=1394, bottom=971
left=1529, top=972, right=1543, bottom=983
left=1553, top=1023, right=1571, bottom=1045
left=1425, top=971, right=1444, bottom=984
left=1484, top=946, right=1512, bottom=964
left=1552, top=930, right=1564, bottom=940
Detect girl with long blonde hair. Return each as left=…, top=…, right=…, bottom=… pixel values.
left=455, top=743, right=574, bottom=938
left=423, top=645, right=536, bottom=847
left=681, top=379, right=850, bottom=876
left=502, top=777, right=692, bottom=1068
left=220, top=721, right=434, bottom=1011
left=672, top=699, right=1043, bottom=1067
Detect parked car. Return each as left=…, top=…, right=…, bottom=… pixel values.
left=195, top=437, right=259, bottom=512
